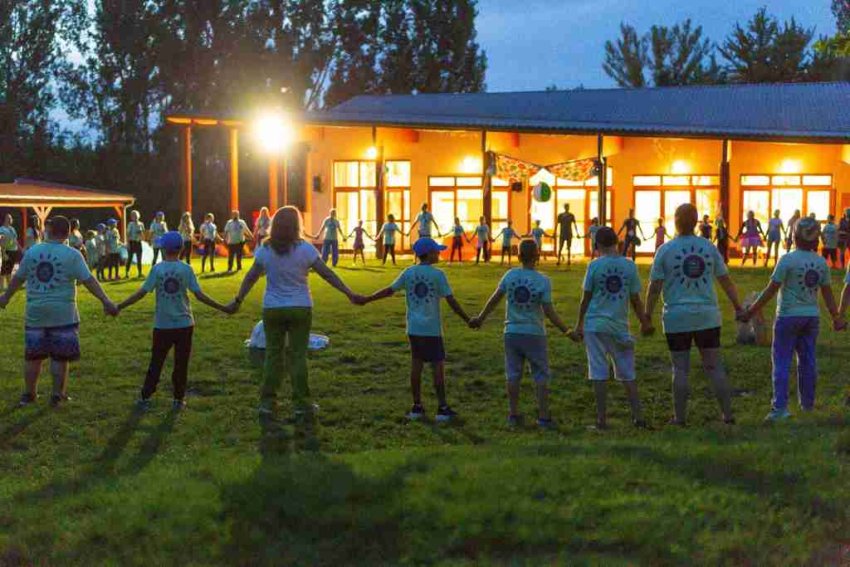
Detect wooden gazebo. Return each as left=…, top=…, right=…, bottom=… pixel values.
left=0, top=178, right=136, bottom=237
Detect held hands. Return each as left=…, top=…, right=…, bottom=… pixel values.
left=223, top=300, right=241, bottom=315
left=735, top=307, right=751, bottom=323
left=833, top=313, right=848, bottom=332
left=566, top=324, right=583, bottom=343
left=104, top=301, right=120, bottom=317
left=348, top=292, right=369, bottom=306
left=639, top=318, right=655, bottom=336
left=468, top=316, right=482, bottom=330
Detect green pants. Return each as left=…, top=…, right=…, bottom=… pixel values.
left=262, top=307, right=312, bottom=409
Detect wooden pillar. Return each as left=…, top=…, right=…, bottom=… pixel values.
left=180, top=126, right=193, bottom=213
left=375, top=130, right=385, bottom=257
left=720, top=139, right=731, bottom=224
left=268, top=156, right=279, bottom=211
left=229, top=127, right=239, bottom=212
left=20, top=208, right=27, bottom=245
left=482, top=131, right=492, bottom=225
left=282, top=156, right=289, bottom=207
left=597, top=134, right=608, bottom=225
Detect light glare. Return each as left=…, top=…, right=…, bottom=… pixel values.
left=254, top=112, right=293, bottom=153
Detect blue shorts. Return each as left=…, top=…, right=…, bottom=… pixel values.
left=408, top=335, right=445, bottom=363
left=504, top=333, right=550, bottom=383
left=25, top=324, right=81, bottom=362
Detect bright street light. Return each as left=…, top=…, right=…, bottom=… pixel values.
left=253, top=111, right=294, bottom=154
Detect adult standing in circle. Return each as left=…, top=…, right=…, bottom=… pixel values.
left=785, top=210, right=802, bottom=254
left=254, top=207, right=271, bottom=248
left=556, top=203, right=580, bottom=266
left=224, top=210, right=253, bottom=272
left=311, top=209, right=345, bottom=267
left=25, top=215, right=42, bottom=251
left=764, top=210, right=785, bottom=268
left=838, top=209, right=850, bottom=269
left=200, top=213, right=220, bottom=273
left=644, top=203, right=742, bottom=426
left=178, top=212, right=195, bottom=266
left=617, top=209, right=645, bottom=261
left=125, top=210, right=146, bottom=278
left=449, top=217, right=468, bottom=263
left=228, top=206, right=363, bottom=419
left=375, top=214, right=401, bottom=265
left=735, top=210, right=764, bottom=266
left=410, top=203, right=442, bottom=241
left=149, top=211, right=168, bottom=266
left=0, top=213, right=21, bottom=291
left=68, top=219, right=85, bottom=253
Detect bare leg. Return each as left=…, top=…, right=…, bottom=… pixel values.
left=623, top=381, right=643, bottom=423
left=593, top=381, right=607, bottom=427
left=24, top=359, right=42, bottom=398
left=432, top=361, right=447, bottom=407
left=410, top=358, right=424, bottom=406
left=50, top=359, right=69, bottom=398
left=506, top=380, right=520, bottom=416
left=535, top=381, right=550, bottom=420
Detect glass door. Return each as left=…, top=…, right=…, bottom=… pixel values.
left=634, top=190, right=661, bottom=254
left=430, top=190, right=456, bottom=236
left=385, top=189, right=410, bottom=250
left=771, top=188, right=804, bottom=224
left=807, top=190, right=831, bottom=221
left=663, top=190, right=691, bottom=241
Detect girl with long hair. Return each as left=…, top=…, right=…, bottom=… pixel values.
left=178, top=212, right=196, bottom=266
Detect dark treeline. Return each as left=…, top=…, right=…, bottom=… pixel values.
left=0, top=0, right=486, bottom=225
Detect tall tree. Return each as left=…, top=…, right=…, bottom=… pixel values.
left=323, top=0, right=381, bottom=107
left=833, top=0, right=850, bottom=33
left=603, top=23, right=647, bottom=87
left=719, top=8, right=815, bottom=83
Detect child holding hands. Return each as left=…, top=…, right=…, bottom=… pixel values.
left=360, top=237, right=470, bottom=422
left=470, top=239, right=570, bottom=428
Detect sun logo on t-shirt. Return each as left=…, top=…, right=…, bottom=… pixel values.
left=796, top=261, right=823, bottom=296
left=408, top=274, right=437, bottom=306
left=506, top=276, right=543, bottom=311
left=28, top=252, right=65, bottom=292
left=672, top=244, right=714, bottom=289
left=158, top=269, right=183, bottom=302
left=597, top=266, right=627, bottom=301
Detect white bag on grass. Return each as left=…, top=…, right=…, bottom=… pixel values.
left=245, top=321, right=330, bottom=351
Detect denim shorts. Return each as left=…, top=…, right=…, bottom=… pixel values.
left=25, top=323, right=81, bottom=362
left=504, top=333, right=550, bottom=383
left=584, top=331, right=635, bottom=381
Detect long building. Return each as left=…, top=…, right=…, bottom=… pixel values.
left=167, top=81, right=850, bottom=257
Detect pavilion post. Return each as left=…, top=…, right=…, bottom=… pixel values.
left=373, top=126, right=385, bottom=257
left=20, top=208, right=27, bottom=246
left=229, top=127, right=239, bottom=212
left=268, top=156, right=279, bottom=211
left=282, top=156, right=289, bottom=207
left=180, top=126, right=193, bottom=213
left=482, top=131, right=492, bottom=226
left=596, top=134, right=607, bottom=225
left=720, top=139, right=731, bottom=224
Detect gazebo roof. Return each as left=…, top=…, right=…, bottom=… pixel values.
left=0, top=178, right=136, bottom=209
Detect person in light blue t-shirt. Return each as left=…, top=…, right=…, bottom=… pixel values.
left=362, top=237, right=470, bottom=423
left=524, top=220, right=552, bottom=261
left=118, top=231, right=231, bottom=410
left=494, top=220, right=520, bottom=265
left=470, top=239, right=570, bottom=428
left=311, top=209, right=345, bottom=267
left=574, top=227, right=652, bottom=429
left=741, top=217, right=844, bottom=422
left=410, top=203, right=442, bottom=240
left=0, top=216, right=118, bottom=408
left=474, top=216, right=491, bottom=264
left=375, top=214, right=401, bottom=265
left=645, top=203, right=744, bottom=426
left=821, top=214, right=839, bottom=268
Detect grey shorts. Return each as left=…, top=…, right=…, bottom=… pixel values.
left=504, top=333, right=550, bottom=383
left=584, top=331, right=636, bottom=382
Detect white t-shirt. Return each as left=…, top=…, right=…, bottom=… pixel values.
left=253, top=241, right=320, bottom=308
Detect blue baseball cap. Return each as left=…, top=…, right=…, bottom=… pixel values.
left=96, top=223, right=105, bottom=230
left=106, top=218, right=117, bottom=225
left=156, top=231, right=184, bottom=252
left=412, top=237, right=447, bottom=257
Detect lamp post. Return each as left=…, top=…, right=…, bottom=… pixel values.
left=253, top=111, right=294, bottom=211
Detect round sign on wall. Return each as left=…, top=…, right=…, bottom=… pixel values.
left=533, top=181, right=552, bottom=202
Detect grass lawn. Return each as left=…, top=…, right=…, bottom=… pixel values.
left=2, top=257, right=850, bottom=565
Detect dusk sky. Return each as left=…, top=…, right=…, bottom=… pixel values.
left=477, top=0, right=835, bottom=92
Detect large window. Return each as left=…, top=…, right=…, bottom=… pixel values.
left=740, top=175, right=833, bottom=231
left=334, top=160, right=410, bottom=251
left=526, top=169, right=614, bottom=256
left=428, top=176, right=484, bottom=236
left=632, top=174, right=720, bottom=253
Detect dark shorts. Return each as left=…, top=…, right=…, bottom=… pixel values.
left=665, top=327, right=721, bottom=352
left=408, top=335, right=446, bottom=363
left=128, top=241, right=142, bottom=254
left=25, top=324, right=81, bottom=361
left=2, top=249, right=20, bottom=275
left=203, top=239, right=216, bottom=255
left=452, top=236, right=463, bottom=248
left=560, top=234, right=573, bottom=244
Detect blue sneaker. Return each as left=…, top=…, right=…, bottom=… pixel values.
left=436, top=405, right=458, bottom=423
left=135, top=398, right=152, bottom=411
left=407, top=404, right=426, bottom=421
left=537, top=418, right=556, bottom=429
left=764, top=408, right=791, bottom=422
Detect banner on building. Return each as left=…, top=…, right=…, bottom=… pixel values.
left=488, top=152, right=597, bottom=185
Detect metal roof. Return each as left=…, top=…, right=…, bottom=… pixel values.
left=304, top=82, right=850, bottom=143
left=0, top=178, right=136, bottom=208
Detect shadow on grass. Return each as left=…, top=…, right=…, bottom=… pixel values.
left=0, top=407, right=48, bottom=449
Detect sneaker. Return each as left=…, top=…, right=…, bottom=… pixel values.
left=407, top=404, right=426, bottom=421
left=135, top=398, right=152, bottom=411
left=49, top=394, right=71, bottom=408
left=764, top=408, right=791, bottom=422
left=537, top=417, right=555, bottom=429
left=667, top=417, right=686, bottom=427
left=633, top=419, right=648, bottom=429
left=506, top=414, right=522, bottom=427
left=172, top=399, right=187, bottom=411
left=18, top=393, right=37, bottom=407
left=435, top=405, right=458, bottom=423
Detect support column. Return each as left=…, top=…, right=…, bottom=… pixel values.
left=282, top=156, right=289, bottom=207
left=268, top=156, right=279, bottom=211
left=180, top=126, right=193, bottom=213
left=375, top=133, right=385, bottom=257
left=20, top=208, right=27, bottom=246
left=720, top=139, right=731, bottom=224
left=482, top=131, right=492, bottom=225
left=229, top=127, right=239, bottom=212
left=596, top=134, right=607, bottom=225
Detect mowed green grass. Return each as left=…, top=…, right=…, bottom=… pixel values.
left=2, top=257, right=850, bottom=566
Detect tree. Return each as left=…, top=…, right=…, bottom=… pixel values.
left=833, top=0, right=850, bottom=33
left=719, top=8, right=815, bottom=83
left=603, top=23, right=647, bottom=87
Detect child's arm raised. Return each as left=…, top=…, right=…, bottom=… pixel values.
left=444, top=295, right=471, bottom=325
left=542, top=302, right=570, bottom=335
left=470, top=287, right=505, bottom=328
